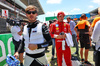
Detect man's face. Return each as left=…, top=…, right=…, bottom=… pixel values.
left=57, top=14, right=64, bottom=22
left=26, top=9, right=37, bottom=23
left=67, top=18, right=71, bottom=22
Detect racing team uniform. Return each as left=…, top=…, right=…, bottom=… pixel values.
left=50, top=21, right=72, bottom=66
left=91, top=17, right=100, bottom=28
left=75, top=19, right=90, bottom=49
left=18, top=21, right=52, bottom=66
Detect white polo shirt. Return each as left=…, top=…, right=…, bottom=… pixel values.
left=11, top=26, right=22, bottom=41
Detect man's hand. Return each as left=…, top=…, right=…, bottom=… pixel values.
left=62, top=34, right=66, bottom=39
left=18, top=31, right=23, bottom=36
left=56, top=34, right=66, bottom=39
left=74, top=27, right=79, bottom=35
left=28, top=44, right=38, bottom=50
left=14, top=52, right=19, bottom=59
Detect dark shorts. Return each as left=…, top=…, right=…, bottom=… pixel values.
left=79, top=34, right=90, bottom=49
left=12, top=38, right=24, bottom=53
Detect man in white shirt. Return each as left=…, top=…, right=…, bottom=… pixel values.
left=91, top=20, right=100, bottom=66
left=11, top=22, right=24, bottom=66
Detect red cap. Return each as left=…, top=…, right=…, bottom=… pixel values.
left=57, top=11, right=65, bottom=17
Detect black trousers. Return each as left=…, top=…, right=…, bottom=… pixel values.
left=94, top=51, right=100, bottom=66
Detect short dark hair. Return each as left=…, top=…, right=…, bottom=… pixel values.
left=67, top=16, right=71, bottom=19
left=25, top=5, right=39, bottom=12
left=49, top=20, right=53, bottom=24
left=53, top=19, right=57, bottom=22
left=81, top=13, right=86, bottom=18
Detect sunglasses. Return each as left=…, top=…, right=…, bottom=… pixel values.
left=26, top=11, right=37, bottom=14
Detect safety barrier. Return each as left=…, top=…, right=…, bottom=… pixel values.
left=0, top=33, right=14, bottom=66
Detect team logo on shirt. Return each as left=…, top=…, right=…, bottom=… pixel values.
left=32, top=31, right=37, bottom=32
left=56, top=27, right=59, bottom=30
left=64, top=23, right=66, bottom=26
left=56, top=30, right=59, bottom=32
left=64, top=28, right=66, bottom=31
left=56, top=27, right=59, bottom=32
left=56, top=24, right=59, bottom=27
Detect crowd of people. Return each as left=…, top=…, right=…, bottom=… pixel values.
left=47, top=7, right=100, bottom=66
left=9, top=5, right=100, bottom=66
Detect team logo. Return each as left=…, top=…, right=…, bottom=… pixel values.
left=32, top=31, right=37, bottom=32
left=56, top=24, right=59, bottom=27
left=64, top=28, right=66, bottom=31
left=56, top=27, right=59, bottom=32
left=56, top=27, right=59, bottom=30
left=64, top=23, right=66, bottom=26
left=56, top=30, right=59, bottom=32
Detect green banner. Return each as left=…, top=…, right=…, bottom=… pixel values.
left=0, top=33, right=14, bottom=66
left=45, top=16, right=57, bottom=21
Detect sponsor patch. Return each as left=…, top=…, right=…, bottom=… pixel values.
left=64, top=23, right=66, bottom=26
left=56, top=24, right=59, bottom=27
left=56, top=27, right=59, bottom=30
left=32, top=31, right=37, bottom=32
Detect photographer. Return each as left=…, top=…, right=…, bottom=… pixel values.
left=11, top=21, right=24, bottom=66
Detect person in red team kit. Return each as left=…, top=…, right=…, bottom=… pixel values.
left=50, top=12, right=72, bottom=66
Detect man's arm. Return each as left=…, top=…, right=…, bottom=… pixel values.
left=74, top=27, right=79, bottom=36
left=14, top=38, right=25, bottom=58
left=49, top=23, right=62, bottom=38
left=89, top=27, right=93, bottom=36
left=71, top=21, right=76, bottom=32
left=37, top=24, right=53, bottom=48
